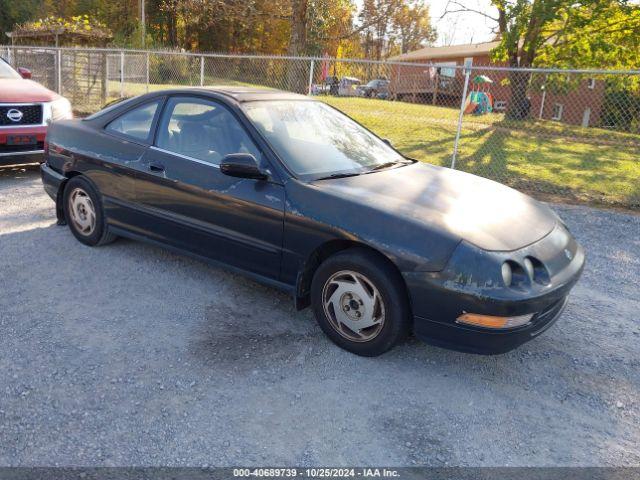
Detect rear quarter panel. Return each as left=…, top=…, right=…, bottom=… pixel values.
left=46, top=119, right=146, bottom=202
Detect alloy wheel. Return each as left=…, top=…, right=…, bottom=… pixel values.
left=68, top=187, right=96, bottom=236
left=321, top=270, right=386, bottom=342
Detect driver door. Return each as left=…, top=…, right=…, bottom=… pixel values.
left=134, top=95, right=285, bottom=280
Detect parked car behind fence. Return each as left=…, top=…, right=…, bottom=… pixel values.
left=357, top=78, right=390, bottom=99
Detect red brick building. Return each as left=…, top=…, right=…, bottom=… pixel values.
left=389, top=41, right=605, bottom=127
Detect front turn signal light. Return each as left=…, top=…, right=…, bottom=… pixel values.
left=456, top=312, right=533, bottom=329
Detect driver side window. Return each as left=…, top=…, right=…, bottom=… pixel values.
left=155, top=96, right=259, bottom=165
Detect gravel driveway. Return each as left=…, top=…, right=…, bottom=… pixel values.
left=1, top=165, right=639, bottom=467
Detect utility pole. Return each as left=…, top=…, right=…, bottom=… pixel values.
left=140, top=0, right=146, bottom=48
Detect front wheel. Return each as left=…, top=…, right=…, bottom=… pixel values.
left=311, top=248, right=411, bottom=356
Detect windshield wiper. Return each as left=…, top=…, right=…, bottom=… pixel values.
left=315, top=160, right=413, bottom=180
left=369, top=160, right=413, bottom=172
left=315, top=172, right=364, bottom=180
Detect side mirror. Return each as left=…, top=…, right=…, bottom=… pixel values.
left=220, top=153, right=267, bottom=180
left=17, top=67, right=31, bottom=79
left=382, top=138, right=392, bottom=147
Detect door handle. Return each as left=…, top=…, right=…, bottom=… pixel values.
left=149, top=162, right=165, bottom=172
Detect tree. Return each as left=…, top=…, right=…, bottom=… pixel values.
left=1, top=0, right=438, bottom=62
left=444, top=0, right=640, bottom=119
left=306, top=0, right=354, bottom=56
left=359, top=0, right=401, bottom=60
left=356, top=0, right=436, bottom=60
left=391, top=1, right=436, bottom=54
left=534, top=1, right=640, bottom=70
left=0, top=0, right=42, bottom=39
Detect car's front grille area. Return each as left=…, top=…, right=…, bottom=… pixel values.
left=0, top=104, right=43, bottom=126
left=0, top=141, right=44, bottom=153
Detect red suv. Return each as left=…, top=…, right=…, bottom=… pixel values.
left=1, top=57, right=72, bottom=165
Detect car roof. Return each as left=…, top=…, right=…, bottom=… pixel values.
left=85, top=86, right=315, bottom=123
left=157, top=86, right=312, bottom=103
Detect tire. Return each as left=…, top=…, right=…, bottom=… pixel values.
left=310, top=248, right=411, bottom=356
left=63, top=176, right=116, bottom=247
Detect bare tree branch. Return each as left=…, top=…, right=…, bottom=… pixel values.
left=440, top=0, right=499, bottom=23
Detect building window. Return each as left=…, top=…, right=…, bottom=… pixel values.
left=494, top=100, right=507, bottom=111
left=552, top=103, right=564, bottom=121
left=436, top=61, right=457, bottom=78
left=588, top=78, right=596, bottom=89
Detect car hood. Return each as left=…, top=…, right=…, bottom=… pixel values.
left=0, top=79, right=59, bottom=103
left=310, top=162, right=557, bottom=251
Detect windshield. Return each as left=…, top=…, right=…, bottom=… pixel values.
left=243, top=100, right=408, bottom=179
left=0, top=60, right=21, bottom=79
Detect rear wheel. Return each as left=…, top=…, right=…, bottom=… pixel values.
left=311, top=248, right=411, bottom=356
left=63, top=176, right=116, bottom=247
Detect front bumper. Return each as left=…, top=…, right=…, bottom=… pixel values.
left=411, top=296, right=569, bottom=354
left=0, top=125, right=47, bottom=165
left=404, top=223, right=585, bottom=354
left=0, top=149, right=44, bottom=165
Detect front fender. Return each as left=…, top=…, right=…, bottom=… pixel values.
left=280, top=179, right=462, bottom=286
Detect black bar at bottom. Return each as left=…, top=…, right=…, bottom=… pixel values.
left=0, top=468, right=639, bottom=480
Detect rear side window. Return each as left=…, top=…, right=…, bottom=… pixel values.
left=84, top=96, right=136, bottom=121
left=105, top=100, right=160, bottom=142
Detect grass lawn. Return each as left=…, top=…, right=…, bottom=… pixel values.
left=321, top=97, right=640, bottom=208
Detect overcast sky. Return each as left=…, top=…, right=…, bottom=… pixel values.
left=354, top=0, right=498, bottom=46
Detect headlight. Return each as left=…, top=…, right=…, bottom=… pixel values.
left=47, top=97, right=73, bottom=123
left=501, top=262, right=512, bottom=287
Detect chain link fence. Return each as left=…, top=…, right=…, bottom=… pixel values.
left=2, top=45, right=639, bottom=208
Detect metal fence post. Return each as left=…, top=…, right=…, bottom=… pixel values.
left=539, top=74, right=548, bottom=119
left=57, top=49, right=62, bottom=94
left=119, top=50, right=125, bottom=98
left=101, top=51, right=108, bottom=105
left=200, top=55, right=205, bottom=86
left=145, top=51, right=150, bottom=93
left=451, top=66, right=471, bottom=169
left=308, top=59, right=315, bottom=95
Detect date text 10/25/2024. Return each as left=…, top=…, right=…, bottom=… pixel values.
left=233, top=468, right=400, bottom=478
